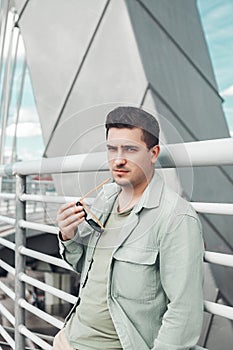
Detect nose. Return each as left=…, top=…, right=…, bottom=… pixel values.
left=113, top=150, right=127, bottom=166
left=114, top=157, right=127, bottom=167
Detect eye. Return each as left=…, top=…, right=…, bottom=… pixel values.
left=107, top=145, right=117, bottom=152
left=124, top=146, right=138, bottom=152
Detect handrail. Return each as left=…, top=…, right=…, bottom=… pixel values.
left=191, top=202, right=233, bottom=215
left=18, top=298, right=63, bottom=329
left=0, top=193, right=15, bottom=199
left=0, top=259, right=15, bottom=276
left=18, top=219, right=58, bottom=234
left=204, top=301, right=233, bottom=321
left=19, top=273, right=77, bottom=304
left=20, top=193, right=91, bottom=204
left=0, top=237, right=15, bottom=250
left=19, top=325, right=52, bottom=350
left=0, top=214, right=15, bottom=225
left=0, top=280, right=15, bottom=300
left=0, top=303, right=15, bottom=325
left=18, top=246, right=73, bottom=271
left=204, top=251, right=233, bottom=268
left=0, top=138, right=232, bottom=176
left=0, top=239, right=73, bottom=271
left=0, top=325, right=15, bottom=349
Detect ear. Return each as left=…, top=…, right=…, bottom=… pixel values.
left=150, top=145, right=160, bottom=164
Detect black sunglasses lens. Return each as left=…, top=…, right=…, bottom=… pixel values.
left=76, top=201, right=103, bottom=233
left=87, top=218, right=103, bottom=233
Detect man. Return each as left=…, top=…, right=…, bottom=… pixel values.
left=54, top=106, right=205, bottom=350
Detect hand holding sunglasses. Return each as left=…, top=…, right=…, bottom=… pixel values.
left=76, top=178, right=110, bottom=233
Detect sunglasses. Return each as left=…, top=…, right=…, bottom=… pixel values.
left=76, top=178, right=110, bottom=233
left=76, top=201, right=104, bottom=233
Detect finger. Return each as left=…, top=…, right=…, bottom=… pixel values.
left=59, top=216, right=85, bottom=236
left=58, top=210, right=86, bottom=229
left=59, top=217, right=85, bottom=240
left=58, top=201, right=76, bottom=214
left=58, top=204, right=84, bottom=222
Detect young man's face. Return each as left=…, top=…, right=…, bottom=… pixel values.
left=106, top=127, right=160, bottom=190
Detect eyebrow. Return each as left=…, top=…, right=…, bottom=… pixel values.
left=106, top=144, right=140, bottom=149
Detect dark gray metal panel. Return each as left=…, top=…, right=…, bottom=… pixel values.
left=137, top=0, right=218, bottom=88
left=125, top=0, right=230, bottom=141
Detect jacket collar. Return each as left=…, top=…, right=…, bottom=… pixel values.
left=102, top=172, right=164, bottom=214
left=134, top=171, right=164, bottom=213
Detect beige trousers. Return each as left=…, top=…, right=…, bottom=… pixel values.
left=52, top=328, right=76, bottom=350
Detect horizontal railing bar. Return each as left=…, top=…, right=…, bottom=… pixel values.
left=3, top=326, right=54, bottom=342
left=0, top=193, right=15, bottom=200
left=0, top=281, right=15, bottom=300
left=160, top=138, right=233, bottom=167
left=2, top=178, right=52, bottom=184
left=20, top=193, right=93, bottom=205
left=0, top=303, right=15, bottom=326
left=19, top=194, right=233, bottom=215
left=18, top=298, right=63, bottom=329
left=0, top=260, right=15, bottom=276
left=19, top=325, right=52, bottom=350
left=0, top=325, right=15, bottom=349
left=191, top=202, right=233, bottom=215
left=204, top=300, right=233, bottom=320
left=0, top=237, right=15, bottom=250
left=20, top=193, right=71, bottom=203
left=2, top=152, right=106, bottom=176
left=0, top=214, right=15, bottom=225
left=18, top=246, right=73, bottom=271
left=27, top=180, right=54, bottom=185
left=204, top=251, right=233, bottom=267
left=19, top=272, right=77, bottom=304
left=18, top=219, right=58, bottom=234
left=0, top=138, right=232, bottom=176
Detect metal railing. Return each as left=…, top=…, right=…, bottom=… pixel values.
left=0, top=137, right=233, bottom=349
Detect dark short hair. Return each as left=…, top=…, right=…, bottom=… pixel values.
left=105, top=106, right=160, bottom=148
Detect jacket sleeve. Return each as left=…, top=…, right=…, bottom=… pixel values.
left=58, top=230, right=86, bottom=274
left=152, top=214, right=205, bottom=350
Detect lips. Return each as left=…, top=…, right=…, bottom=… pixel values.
left=113, top=169, right=129, bottom=174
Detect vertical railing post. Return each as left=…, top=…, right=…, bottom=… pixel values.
left=15, top=174, right=26, bottom=350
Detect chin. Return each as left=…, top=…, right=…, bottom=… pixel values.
left=113, top=176, right=131, bottom=186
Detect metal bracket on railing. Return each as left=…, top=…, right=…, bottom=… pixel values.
left=15, top=174, right=26, bottom=201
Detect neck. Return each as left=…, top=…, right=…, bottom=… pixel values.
left=118, top=171, right=154, bottom=212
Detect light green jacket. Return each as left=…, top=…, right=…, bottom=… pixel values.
left=59, top=172, right=205, bottom=350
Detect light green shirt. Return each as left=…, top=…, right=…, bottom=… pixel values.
left=66, top=200, right=133, bottom=350
left=60, top=173, right=205, bottom=350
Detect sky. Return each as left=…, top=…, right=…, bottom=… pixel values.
left=2, top=1, right=233, bottom=162
left=1, top=12, right=44, bottom=162
left=197, top=0, right=233, bottom=136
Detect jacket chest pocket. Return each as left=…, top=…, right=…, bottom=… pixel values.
left=111, top=247, right=159, bottom=302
